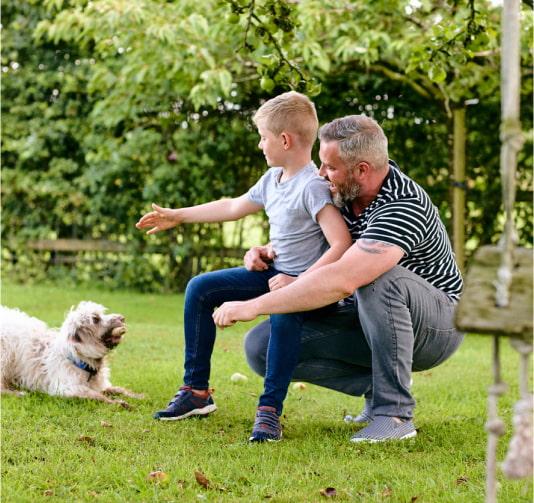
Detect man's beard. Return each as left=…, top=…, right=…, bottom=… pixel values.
left=332, top=180, right=361, bottom=208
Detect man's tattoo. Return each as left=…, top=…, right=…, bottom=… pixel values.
left=357, top=239, right=394, bottom=254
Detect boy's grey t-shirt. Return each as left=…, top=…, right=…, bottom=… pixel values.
left=247, top=162, right=333, bottom=275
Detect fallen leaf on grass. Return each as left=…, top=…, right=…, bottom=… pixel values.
left=195, top=470, right=211, bottom=489
left=147, top=471, right=169, bottom=484
left=381, top=487, right=393, bottom=497
left=100, top=420, right=112, bottom=428
left=456, top=475, right=469, bottom=485
left=43, top=490, right=54, bottom=496
left=78, top=435, right=95, bottom=446
left=320, top=487, right=337, bottom=497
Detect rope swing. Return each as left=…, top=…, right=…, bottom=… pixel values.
left=455, top=1, right=532, bottom=501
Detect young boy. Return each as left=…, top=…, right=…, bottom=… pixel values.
left=136, top=91, right=351, bottom=442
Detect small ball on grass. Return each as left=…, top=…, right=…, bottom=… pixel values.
left=230, top=372, right=248, bottom=383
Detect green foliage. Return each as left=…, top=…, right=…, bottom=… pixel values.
left=1, top=0, right=532, bottom=292
left=1, top=280, right=532, bottom=502
left=2, top=1, right=92, bottom=240
left=1, top=1, right=269, bottom=291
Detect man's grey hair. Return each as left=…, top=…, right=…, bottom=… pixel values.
left=318, top=115, right=389, bottom=170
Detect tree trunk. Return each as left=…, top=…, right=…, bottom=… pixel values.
left=452, top=106, right=466, bottom=272
left=496, top=0, right=523, bottom=307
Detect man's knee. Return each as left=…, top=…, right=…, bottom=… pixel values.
left=243, top=319, right=270, bottom=377
left=356, top=266, right=407, bottom=300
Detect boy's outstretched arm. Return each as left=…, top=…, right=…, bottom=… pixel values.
left=135, top=195, right=263, bottom=235
left=268, top=204, right=351, bottom=291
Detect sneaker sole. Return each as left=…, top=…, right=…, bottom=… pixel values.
left=248, top=433, right=283, bottom=443
left=350, top=430, right=417, bottom=443
left=156, top=404, right=217, bottom=421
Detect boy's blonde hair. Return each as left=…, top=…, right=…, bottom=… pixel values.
left=253, top=91, right=319, bottom=147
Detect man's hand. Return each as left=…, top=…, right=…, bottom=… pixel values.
left=244, top=244, right=276, bottom=271
left=268, top=273, right=296, bottom=291
left=135, top=203, right=180, bottom=235
left=212, top=300, right=259, bottom=328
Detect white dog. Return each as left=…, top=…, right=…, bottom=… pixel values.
left=0, top=302, right=142, bottom=407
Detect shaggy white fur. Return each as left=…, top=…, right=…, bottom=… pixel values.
left=0, top=302, right=142, bottom=407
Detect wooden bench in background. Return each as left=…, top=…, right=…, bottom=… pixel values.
left=26, top=239, right=249, bottom=266
left=28, top=239, right=128, bottom=265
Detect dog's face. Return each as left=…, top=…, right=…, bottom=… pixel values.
left=61, top=301, right=126, bottom=359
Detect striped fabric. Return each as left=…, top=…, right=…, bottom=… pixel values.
left=341, top=161, right=463, bottom=300
left=350, top=415, right=417, bottom=442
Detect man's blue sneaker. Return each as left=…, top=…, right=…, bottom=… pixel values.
left=249, top=406, right=282, bottom=442
left=153, top=386, right=217, bottom=421
left=350, top=415, right=416, bottom=443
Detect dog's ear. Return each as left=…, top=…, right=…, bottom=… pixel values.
left=69, top=325, right=92, bottom=343
left=70, top=331, right=82, bottom=343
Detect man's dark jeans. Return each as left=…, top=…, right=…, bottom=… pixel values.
left=244, top=266, right=464, bottom=419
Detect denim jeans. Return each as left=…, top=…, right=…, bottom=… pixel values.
left=244, top=266, right=464, bottom=419
left=183, top=266, right=305, bottom=414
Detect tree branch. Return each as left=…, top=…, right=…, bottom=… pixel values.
left=241, top=0, right=255, bottom=51
left=250, top=12, right=306, bottom=82
left=369, top=63, right=442, bottom=101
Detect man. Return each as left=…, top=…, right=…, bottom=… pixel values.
left=213, top=114, right=464, bottom=443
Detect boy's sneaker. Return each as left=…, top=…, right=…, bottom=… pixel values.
left=249, top=406, right=282, bottom=442
left=153, top=386, right=216, bottom=420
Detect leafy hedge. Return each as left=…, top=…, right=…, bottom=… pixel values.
left=2, top=1, right=532, bottom=292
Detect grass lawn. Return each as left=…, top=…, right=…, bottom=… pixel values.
left=1, top=280, right=532, bottom=502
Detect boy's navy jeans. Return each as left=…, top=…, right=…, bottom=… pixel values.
left=183, top=266, right=305, bottom=414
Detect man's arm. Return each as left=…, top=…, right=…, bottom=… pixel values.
left=212, top=239, right=404, bottom=327
left=267, top=204, right=351, bottom=291
left=136, top=195, right=262, bottom=235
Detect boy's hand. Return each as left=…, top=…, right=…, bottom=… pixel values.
left=212, top=300, right=259, bottom=328
left=268, top=273, right=296, bottom=291
left=244, top=244, right=276, bottom=271
left=135, top=204, right=179, bottom=235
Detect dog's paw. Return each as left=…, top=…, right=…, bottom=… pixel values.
left=117, top=399, right=132, bottom=410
